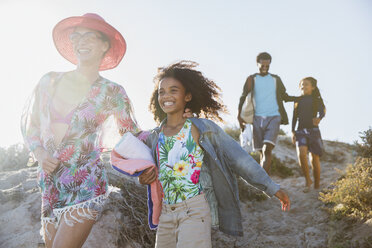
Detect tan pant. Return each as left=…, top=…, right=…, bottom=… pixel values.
left=155, top=194, right=212, bottom=248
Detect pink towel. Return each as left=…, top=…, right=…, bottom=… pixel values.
left=111, top=150, right=163, bottom=225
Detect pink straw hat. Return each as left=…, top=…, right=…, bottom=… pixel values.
left=53, top=13, right=126, bottom=71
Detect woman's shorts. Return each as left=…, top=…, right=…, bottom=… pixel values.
left=295, top=128, right=324, bottom=156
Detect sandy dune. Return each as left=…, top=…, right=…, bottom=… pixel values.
left=1, top=136, right=370, bottom=248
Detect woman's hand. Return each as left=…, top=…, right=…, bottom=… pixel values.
left=274, top=189, right=291, bottom=211
left=291, top=132, right=296, bottom=145
left=34, top=147, right=60, bottom=174
left=139, top=167, right=157, bottom=185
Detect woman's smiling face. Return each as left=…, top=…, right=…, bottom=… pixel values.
left=70, top=27, right=109, bottom=64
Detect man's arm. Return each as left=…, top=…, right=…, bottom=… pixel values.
left=276, top=76, right=299, bottom=102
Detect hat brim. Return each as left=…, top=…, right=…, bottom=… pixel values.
left=53, top=16, right=126, bottom=71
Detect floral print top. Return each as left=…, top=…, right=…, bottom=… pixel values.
left=21, top=71, right=140, bottom=219
left=157, top=119, right=204, bottom=204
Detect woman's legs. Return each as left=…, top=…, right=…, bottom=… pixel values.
left=52, top=209, right=96, bottom=248
left=296, top=146, right=313, bottom=189
left=43, top=222, right=58, bottom=248
left=310, top=153, right=321, bottom=189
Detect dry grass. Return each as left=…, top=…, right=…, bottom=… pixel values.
left=112, top=179, right=156, bottom=247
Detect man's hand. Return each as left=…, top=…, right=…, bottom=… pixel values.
left=274, top=189, right=290, bottom=211
left=139, top=167, right=157, bottom=185
left=183, top=108, right=194, bottom=118
left=237, top=115, right=246, bottom=130
left=291, top=132, right=296, bottom=145
left=34, top=147, right=60, bottom=174
left=312, top=118, right=321, bottom=126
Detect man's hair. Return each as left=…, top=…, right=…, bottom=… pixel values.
left=256, top=52, right=272, bottom=63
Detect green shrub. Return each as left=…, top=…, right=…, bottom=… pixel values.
left=0, top=143, right=30, bottom=171
left=223, top=125, right=240, bottom=141
left=319, top=158, right=372, bottom=220
left=354, top=127, right=372, bottom=158
left=278, top=128, right=286, bottom=136
left=250, top=152, right=294, bottom=178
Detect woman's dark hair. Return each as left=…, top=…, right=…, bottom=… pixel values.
left=256, top=52, right=272, bottom=63
left=295, top=77, right=325, bottom=117
left=149, top=60, right=227, bottom=124
left=98, top=31, right=111, bottom=55
left=98, top=31, right=110, bottom=44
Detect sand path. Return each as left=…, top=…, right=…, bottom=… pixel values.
left=212, top=137, right=354, bottom=248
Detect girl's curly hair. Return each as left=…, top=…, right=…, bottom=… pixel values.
left=149, top=60, right=227, bottom=124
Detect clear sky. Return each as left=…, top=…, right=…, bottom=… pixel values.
left=0, top=0, right=371, bottom=147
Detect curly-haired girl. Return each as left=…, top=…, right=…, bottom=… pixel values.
left=140, top=60, right=290, bottom=248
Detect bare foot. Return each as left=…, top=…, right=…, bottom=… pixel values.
left=305, top=179, right=313, bottom=188
left=303, top=179, right=313, bottom=193
left=303, top=187, right=311, bottom=193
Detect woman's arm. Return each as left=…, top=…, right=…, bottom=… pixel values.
left=21, top=73, right=60, bottom=173
left=21, top=83, right=43, bottom=153
left=113, top=85, right=141, bottom=135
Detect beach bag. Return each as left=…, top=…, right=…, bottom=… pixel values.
left=240, top=92, right=254, bottom=124
left=240, top=76, right=255, bottom=124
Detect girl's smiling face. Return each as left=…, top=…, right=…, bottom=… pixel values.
left=158, top=77, right=192, bottom=115
left=300, top=79, right=315, bottom=96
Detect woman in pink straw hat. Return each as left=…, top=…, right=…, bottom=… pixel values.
left=21, top=13, right=140, bottom=247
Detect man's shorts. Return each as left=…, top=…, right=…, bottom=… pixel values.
left=295, top=128, right=324, bottom=156
left=252, top=115, right=281, bottom=151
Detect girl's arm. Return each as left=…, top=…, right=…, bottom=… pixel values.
left=292, top=102, right=298, bottom=144
left=210, top=122, right=280, bottom=197
left=313, top=98, right=326, bottom=126
left=213, top=124, right=290, bottom=210
left=318, top=98, right=326, bottom=119
left=292, top=102, right=298, bottom=133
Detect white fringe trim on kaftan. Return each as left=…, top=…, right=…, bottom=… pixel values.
left=40, top=192, right=109, bottom=241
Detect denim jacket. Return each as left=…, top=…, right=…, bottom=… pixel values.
left=146, top=118, right=280, bottom=236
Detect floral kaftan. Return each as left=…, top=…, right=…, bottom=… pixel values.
left=21, top=72, right=140, bottom=229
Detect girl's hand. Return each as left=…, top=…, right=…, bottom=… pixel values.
left=139, top=167, right=157, bottom=185
left=291, top=132, right=296, bottom=145
left=34, top=147, right=60, bottom=174
left=183, top=108, right=194, bottom=118
left=312, top=118, right=321, bottom=126
left=274, top=189, right=291, bottom=211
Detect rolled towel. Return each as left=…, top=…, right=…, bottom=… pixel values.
left=114, top=132, right=154, bottom=163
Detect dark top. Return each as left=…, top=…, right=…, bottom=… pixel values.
left=292, top=95, right=326, bottom=131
